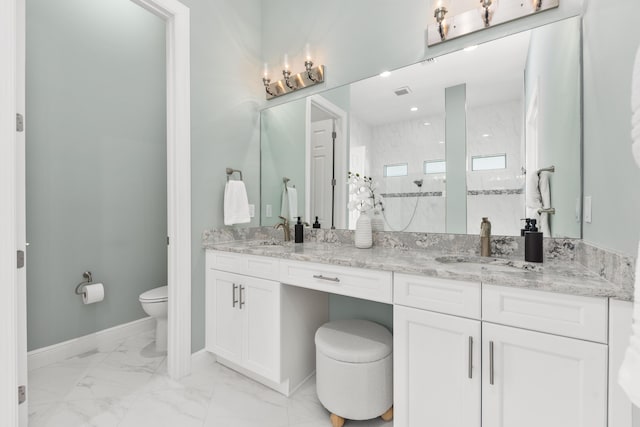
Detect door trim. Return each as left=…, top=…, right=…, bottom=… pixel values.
left=131, top=0, right=192, bottom=380
left=305, top=95, right=348, bottom=229
left=0, top=0, right=20, bottom=423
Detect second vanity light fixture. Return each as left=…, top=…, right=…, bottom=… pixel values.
left=262, top=45, right=325, bottom=100
left=428, top=0, right=559, bottom=46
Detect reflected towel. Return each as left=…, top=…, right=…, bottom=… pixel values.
left=224, top=181, right=250, bottom=226
left=281, top=187, right=289, bottom=220
left=618, top=45, right=640, bottom=406
left=287, top=187, right=298, bottom=220
left=526, top=170, right=542, bottom=220
left=538, top=171, right=552, bottom=237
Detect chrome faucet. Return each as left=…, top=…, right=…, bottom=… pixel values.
left=274, top=216, right=291, bottom=242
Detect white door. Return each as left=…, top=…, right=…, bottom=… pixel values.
left=394, top=306, right=481, bottom=427
left=482, top=322, right=608, bottom=427
left=348, top=145, right=366, bottom=230
left=242, top=277, right=281, bottom=382
left=310, top=119, right=334, bottom=226
left=208, top=271, right=243, bottom=362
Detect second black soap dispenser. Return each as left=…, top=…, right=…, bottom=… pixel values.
left=294, top=217, right=304, bottom=243
left=524, top=218, right=543, bottom=263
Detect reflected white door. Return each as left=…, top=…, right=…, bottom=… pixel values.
left=310, top=119, right=334, bottom=226
left=349, top=146, right=366, bottom=230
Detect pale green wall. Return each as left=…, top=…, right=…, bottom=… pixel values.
left=583, top=0, right=640, bottom=256
left=261, top=99, right=306, bottom=226
left=525, top=17, right=582, bottom=238
left=184, top=0, right=262, bottom=351
left=27, top=0, right=263, bottom=352
left=26, top=0, right=167, bottom=350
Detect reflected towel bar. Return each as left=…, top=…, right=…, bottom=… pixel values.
left=537, top=166, right=555, bottom=175
left=226, top=168, right=243, bottom=181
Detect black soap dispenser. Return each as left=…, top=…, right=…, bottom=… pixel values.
left=313, top=216, right=321, bottom=229
left=524, top=218, right=543, bottom=263
left=294, top=217, right=304, bottom=243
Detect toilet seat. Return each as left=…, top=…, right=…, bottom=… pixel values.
left=139, top=286, right=168, bottom=303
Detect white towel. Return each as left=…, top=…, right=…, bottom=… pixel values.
left=538, top=171, right=552, bottom=237
left=525, top=170, right=542, bottom=221
left=618, top=45, right=640, bottom=406
left=633, top=46, right=640, bottom=167
left=223, top=181, right=250, bottom=226
left=280, top=186, right=298, bottom=221
left=287, top=187, right=298, bottom=220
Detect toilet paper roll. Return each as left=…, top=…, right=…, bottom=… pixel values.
left=82, top=283, right=104, bottom=304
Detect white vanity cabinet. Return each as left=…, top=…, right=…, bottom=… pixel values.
left=394, top=273, right=609, bottom=427
left=206, top=270, right=281, bottom=382
left=205, top=250, right=329, bottom=396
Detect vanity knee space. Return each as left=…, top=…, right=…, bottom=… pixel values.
left=393, top=272, right=609, bottom=427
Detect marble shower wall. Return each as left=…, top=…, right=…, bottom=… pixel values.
left=355, top=98, right=523, bottom=235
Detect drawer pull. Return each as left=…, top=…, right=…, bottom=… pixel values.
left=232, top=283, right=238, bottom=308
left=468, top=336, right=473, bottom=379
left=489, top=341, right=495, bottom=385
left=313, top=274, right=340, bottom=283
left=239, top=285, right=245, bottom=309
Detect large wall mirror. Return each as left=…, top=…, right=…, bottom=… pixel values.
left=260, top=16, right=582, bottom=237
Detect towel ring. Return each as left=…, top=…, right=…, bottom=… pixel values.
left=226, top=167, right=243, bottom=181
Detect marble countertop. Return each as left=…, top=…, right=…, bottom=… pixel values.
left=204, top=239, right=633, bottom=301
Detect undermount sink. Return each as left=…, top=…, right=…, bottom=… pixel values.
left=435, top=255, right=543, bottom=272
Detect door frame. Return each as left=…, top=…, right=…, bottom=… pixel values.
left=305, top=95, right=348, bottom=229
left=0, top=0, right=21, bottom=423
left=131, top=0, right=192, bottom=382
left=0, top=2, right=192, bottom=423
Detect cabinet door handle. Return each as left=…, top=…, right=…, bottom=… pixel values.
left=232, top=283, right=238, bottom=308
left=239, top=285, right=245, bottom=309
left=468, top=336, right=473, bottom=379
left=489, top=340, right=495, bottom=385
left=313, top=274, right=340, bottom=283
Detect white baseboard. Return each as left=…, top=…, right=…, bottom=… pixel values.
left=28, top=317, right=155, bottom=371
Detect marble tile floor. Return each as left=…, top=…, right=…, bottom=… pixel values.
left=28, top=330, right=394, bottom=427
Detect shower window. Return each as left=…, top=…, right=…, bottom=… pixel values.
left=383, top=163, right=408, bottom=177
left=424, top=160, right=446, bottom=174
left=471, top=154, right=506, bottom=171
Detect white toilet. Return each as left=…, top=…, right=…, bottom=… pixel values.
left=139, top=286, right=168, bottom=352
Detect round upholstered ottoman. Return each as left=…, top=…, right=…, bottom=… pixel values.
left=315, top=319, right=393, bottom=427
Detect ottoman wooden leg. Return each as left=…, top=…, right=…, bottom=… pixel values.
left=381, top=406, right=394, bottom=421
left=330, top=413, right=345, bottom=427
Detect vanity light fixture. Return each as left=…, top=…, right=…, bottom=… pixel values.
left=262, top=50, right=325, bottom=100
left=434, top=4, right=448, bottom=41
left=480, top=0, right=496, bottom=27
left=427, top=0, right=559, bottom=46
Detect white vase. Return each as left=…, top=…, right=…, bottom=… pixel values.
left=371, top=209, right=385, bottom=232
left=355, top=212, right=373, bottom=249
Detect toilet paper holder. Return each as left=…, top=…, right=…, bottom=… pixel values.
left=75, top=271, right=94, bottom=295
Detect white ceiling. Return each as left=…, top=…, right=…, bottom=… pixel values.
left=349, top=30, right=531, bottom=127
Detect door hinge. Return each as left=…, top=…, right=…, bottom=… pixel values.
left=16, top=113, right=24, bottom=132
left=17, top=250, right=24, bottom=269
left=331, top=178, right=336, bottom=187
left=166, top=236, right=170, bottom=246
left=18, top=385, right=26, bottom=405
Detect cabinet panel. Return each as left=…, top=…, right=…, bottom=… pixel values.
left=482, top=285, right=608, bottom=343
left=395, top=273, right=481, bottom=319
left=280, top=260, right=392, bottom=303
left=208, top=271, right=243, bottom=362
left=394, top=306, right=481, bottom=427
left=243, top=277, right=281, bottom=382
left=482, top=322, right=607, bottom=427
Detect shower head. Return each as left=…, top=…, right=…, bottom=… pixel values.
left=413, top=179, right=424, bottom=188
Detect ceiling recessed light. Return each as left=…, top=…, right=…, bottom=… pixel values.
left=423, top=122, right=431, bottom=126
left=410, top=107, right=419, bottom=112
left=482, top=133, right=491, bottom=138
left=463, top=45, right=478, bottom=52
left=379, top=71, right=391, bottom=78
left=439, top=140, right=445, bottom=144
